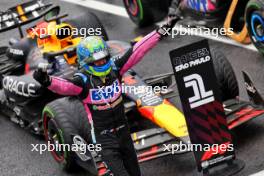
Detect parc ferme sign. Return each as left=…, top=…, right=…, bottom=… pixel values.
left=170, top=40, right=235, bottom=172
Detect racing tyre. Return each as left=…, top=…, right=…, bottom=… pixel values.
left=246, top=0, right=264, bottom=55
left=211, top=48, right=239, bottom=101
left=123, top=0, right=171, bottom=27
left=42, top=97, right=94, bottom=172
left=65, top=11, right=109, bottom=41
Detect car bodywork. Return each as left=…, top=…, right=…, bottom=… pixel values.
left=1, top=1, right=264, bottom=175
left=123, top=0, right=253, bottom=44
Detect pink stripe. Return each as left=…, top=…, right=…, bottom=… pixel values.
left=83, top=94, right=92, bottom=104
left=207, top=0, right=215, bottom=11
left=83, top=103, right=96, bottom=143
left=119, top=31, right=161, bottom=75
left=83, top=103, right=93, bottom=124
left=48, top=77, right=83, bottom=96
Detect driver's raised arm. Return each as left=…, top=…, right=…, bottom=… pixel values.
left=117, top=30, right=162, bottom=75
left=33, top=69, right=84, bottom=96
left=47, top=76, right=84, bottom=96
left=115, top=16, right=179, bottom=75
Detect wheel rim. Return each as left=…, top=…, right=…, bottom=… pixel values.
left=125, top=0, right=139, bottom=16
left=251, top=12, right=264, bottom=42
left=43, top=113, right=65, bottom=162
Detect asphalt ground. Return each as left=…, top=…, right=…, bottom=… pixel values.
left=1, top=0, right=264, bottom=176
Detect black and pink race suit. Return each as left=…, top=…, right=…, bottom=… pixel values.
left=47, top=31, right=161, bottom=176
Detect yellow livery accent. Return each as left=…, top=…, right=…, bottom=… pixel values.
left=133, top=133, right=139, bottom=144
left=138, top=100, right=188, bottom=138
left=17, top=5, right=28, bottom=22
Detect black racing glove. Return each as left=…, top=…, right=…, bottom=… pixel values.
left=157, top=0, right=182, bottom=37
left=33, top=68, right=51, bottom=87
left=157, top=15, right=180, bottom=37
left=168, top=0, right=181, bottom=18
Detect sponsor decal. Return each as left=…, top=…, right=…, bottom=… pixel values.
left=172, top=47, right=210, bottom=72
left=245, top=82, right=256, bottom=94
left=3, top=76, right=37, bottom=97
left=24, top=1, right=45, bottom=18
left=0, top=13, right=16, bottom=29
left=137, top=90, right=162, bottom=106
left=9, top=48, right=24, bottom=56
left=90, top=80, right=121, bottom=102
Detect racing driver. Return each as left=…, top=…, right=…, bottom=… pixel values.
left=33, top=16, right=179, bottom=176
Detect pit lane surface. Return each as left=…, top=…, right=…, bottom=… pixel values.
left=1, top=0, right=264, bottom=175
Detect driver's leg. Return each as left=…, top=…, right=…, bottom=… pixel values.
left=97, top=132, right=130, bottom=176
left=119, top=127, right=141, bottom=176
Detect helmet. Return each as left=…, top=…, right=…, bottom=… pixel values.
left=76, top=36, right=111, bottom=77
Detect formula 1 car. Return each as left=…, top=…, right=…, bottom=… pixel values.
left=123, top=0, right=264, bottom=55
left=38, top=44, right=264, bottom=175
left=2, top=39, right=262, bottom=176
left=1, top=1, right=264, bottom=176
left=0, top=0, right=108, bottom=76
left=0, top=0, right=110, bottom=131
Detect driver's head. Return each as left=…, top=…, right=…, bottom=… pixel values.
left=77, top=36, right=111, bottom=77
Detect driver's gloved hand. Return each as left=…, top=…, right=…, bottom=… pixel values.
left=168, top=0, right=181, bottom=17
left=157, top=15, right=180, bottom=36
left=33, top=68, right=51, bottom=87
left=157, top=0, right=182, bottom=37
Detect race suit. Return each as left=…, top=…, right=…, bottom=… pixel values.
left=46, top=30, right=162, bottom=176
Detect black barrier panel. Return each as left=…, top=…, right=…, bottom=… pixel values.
left=170, top=40, right=235, bottom=172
